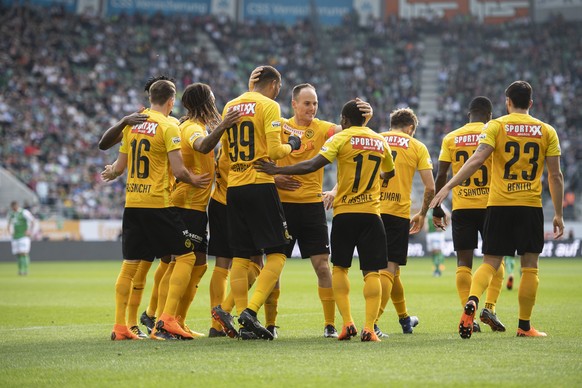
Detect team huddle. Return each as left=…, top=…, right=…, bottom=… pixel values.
left=100, top=65, right=564, bottom=342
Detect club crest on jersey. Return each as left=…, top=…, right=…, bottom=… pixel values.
left=131, top=121, right=158, bottom=136
left=230, top=102, right=256, bottom=116
left=383, top=135, right=409, bottom=149
left=505, top=124, right=542, bottom=138
left=454, top=134, right=480, bottom=146
left=351, top=136, right=384, bottom=152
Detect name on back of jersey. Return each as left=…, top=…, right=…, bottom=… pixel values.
left=131, top=121, right=158, bottom=136
left=351, top=136, right=384, bottom=152
left=383, top=134, right=409, bottom=149
left=505, top=124, right=542, bottom=138
left=230, top=102, right=256, bottom=116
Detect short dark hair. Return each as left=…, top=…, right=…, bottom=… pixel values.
left=144, top=75, right=176, bottom=93
left=149, top=80, right=176, bottom=105
left=390, top=108, right=418, bottom=129
left=468, top=96, right=493, bottom=115
left=292, top=83, right=315, bottom=100
left=254, top=65, right=281, bottom=88
left=341, top=100, right=365, bottom=126
left=505, top=81, right=532, bottom=110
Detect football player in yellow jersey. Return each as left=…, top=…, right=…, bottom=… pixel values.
left=431, top=81, right=564, bottom=338
left=101, top=80, right=209, bottom=340
left=213, top=66, right=300, bottom=340
left=370, top=108, right=433, bottom=338
left=256, top=100, right=395, bottom=342
left=434, top=96, right=506, bottom=334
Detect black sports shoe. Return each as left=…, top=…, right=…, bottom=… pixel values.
left=239, top=328, right=259, bottom=340
left=266, top=325, right=279, bottom=339
left=151, top=328, right=177, bottom=341
left=479, top=308, right=506, bottom=332
left=473, top=321, right=481, bottom=333
left=374, top=324, right=389, bottom=338
left=323, top=324, right=338, bottom=338
left=211, top=305, right=239, bottom=338
left=140, top=311, right=156, bottom=335
left=399, top=316, right=419, bottom=334
left=129, top=325, right=148, bottom=339
left=208, top=327, right=227, bottom=338
left=238, top=309, right=273, bottom=340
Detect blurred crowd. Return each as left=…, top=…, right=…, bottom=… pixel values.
left=0, top=4, right=580, bottom=220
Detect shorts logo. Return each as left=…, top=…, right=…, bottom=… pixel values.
left=384, top=134, right=409, bottom=149
left=454, top=134, right=480, bottom=146
left=505, top=124, right=542, bottom=138
left=230, top=102, right=256, bottom=116
left=185, top=239, right=192, bottom=249
left=351, top=136, right=384, bottom=152
left=131, top=121, right=158, bottom=136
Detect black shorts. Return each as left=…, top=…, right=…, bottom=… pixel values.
left=175, top=207, right=208, bottom=253
left=227, top=183, right=290, bottom=257
left=208, top=198, right=232, bottom=258
left=451, top=208, right=486, bottom=251
left=482, top=206, right=544, bottom=256
left=381, top=213, right=409, bottom=265
left=283, top=202, right=330, bottom=258
left=122, top=207, right=192, bottom=261
left=330, top=213, right=387, bottom=271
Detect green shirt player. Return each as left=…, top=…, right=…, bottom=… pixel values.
left=7, top=201, right=37, bottom=276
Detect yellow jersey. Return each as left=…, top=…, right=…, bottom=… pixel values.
left=319, top=126, right=394, bottom=216
left=277, top=117, right=336, bottom=203
left=479, top=113, right=561, bottom=207
left=210, top=137, right=229, bottom=205
left=439, top=122, right=491, bottom=210
left=222, top=91, right=284, bottom=187
left=119, top=109, right=181, bottom=208
left=171, top=119, right=215, bottom=211
left=379, top=131, right=432, bottom=218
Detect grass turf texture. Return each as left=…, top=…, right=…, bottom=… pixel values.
left=1, top=258, right=581, bottom=387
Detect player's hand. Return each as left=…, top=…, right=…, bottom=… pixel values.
left=553, top=215, right=565, bottom=239
left=430, top=188, right=450, bottom=210
left=248, top=66, right=263, bottom=91
left=254, top=159, right=278, bottom=175
left=287, top=135, right=301, bottom=151
left=101, top=164, right=120, bottom=182
left=274, top=175, right=301, bottom=191
left=191, top=173, right=211, bottom=188
left=409, top=213, right=425, bottom=234
left=221, top=108, right=242, bottom=127
left=322, top=188, right=337, bottom=210
left=356, top=97, right=373, bottom=125
left=432, top=216, right=447, bottom=231
left=122, top=110, right=148, bottom=126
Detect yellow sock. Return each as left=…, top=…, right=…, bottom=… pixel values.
left=114, top=261, right=139, bottom=326
left=210, top=266, right=229, bottom=330
left=230, top=258, right=250, bottom=315
left=376, top=270, right=394, bottom=323
left=469, top=263, right=497, bottom=301
left=363, top=272, right=381, bottom=330
left=155, top=262, right=174, bottom=318
left=248, top=262, right=261, bottom=287
left=163, top=252, right=195, bottom=317
left=176, top=263, right=208, bottom=325
left=248, top=253, right=286, bottom=313
left=147, top=260, right=168, bottom=317
left=127, top=260, right=152, bottom=326
left=456, top=266, right=472, bottom=306
left=485, top=261, right=504, bottom=312
left=223, top=261, right=261, bottom=314
left=332, top=266, right=353, bottom=325
left=518, top=267, right=539, bottom=321
left=264, top=288, right=280, bottom=327
left=391, top=269, right=408, bottom=319
left=318, top=286, right=335, bottom=327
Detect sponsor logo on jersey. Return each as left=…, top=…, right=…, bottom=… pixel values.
left=230, top=102, right=256, bottom=116
left=351, top=136, right=384, bottom=152
left=504, top=124, right=542, bottom=138
left=454, top=134, right=480, bottom=146
left=283, top=123, right=304, bottom=137
left=171, top=137, right=180, bottom=144
left=131, top=121, right=158, bottom=136
left=383, top=134, right=409, bottom=149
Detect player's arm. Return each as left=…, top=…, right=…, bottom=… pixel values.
left=546, top=155, right=564, bottom=239
left=23, top=210, right=38, bottom=237
left=255, top=155, right=330, bottom=176
left=101, top=153, right=128, bottom=182
left=168, top=149, right=211, bottom=188
left=266, top=128, right=301, bottom=160
left=379, top=144, right=396, bottom=182
left=98, top=111, right=148, bottom=150
left=193, top=109, right=242, bottom=154
left=433, top=160, right=451, bottom=226
left=410, top=169, right=435, bottom=234
left=430, top=143, right=493, bottom=208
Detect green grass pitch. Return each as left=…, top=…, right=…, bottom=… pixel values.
left=1, top=258, right=581, bottom=387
